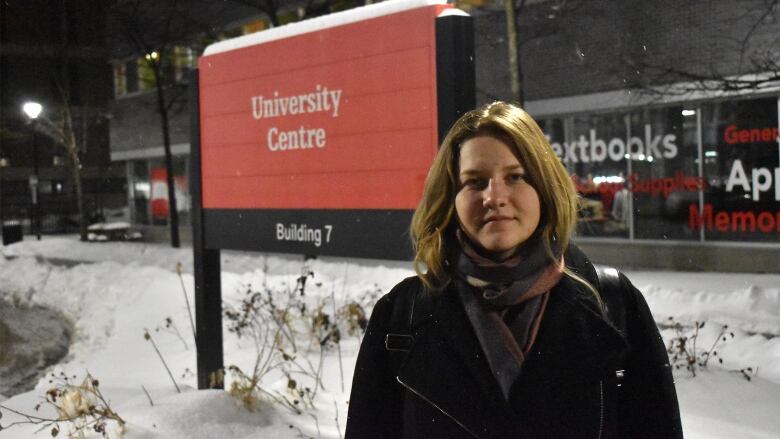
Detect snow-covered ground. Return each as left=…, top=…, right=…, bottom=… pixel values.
left=1, top=236, right=779, bottom=438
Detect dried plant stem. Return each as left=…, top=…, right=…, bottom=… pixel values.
left=334, top=398, right=343, bottom=439
left=144, top=328, right=181, bottom=393
left=0, top=373, right=125, bottom=435
left=176, top=262, right=197, bottom=348
left=141, top=385, right=154, bottom=406
left=170, top=322, right=189, bottom=350
left=289, top=423, right=315, bottom=439
left=702, top=325, right=728, bottom=367
left=310, top=345, right=326, bottom=401
left=309, top=413, right=321, bottom=437
left=0, top=403, right=56, bottom=428
left=257, top=387, right=301, bottom=415
left=331, top=282, right=345, bottom=392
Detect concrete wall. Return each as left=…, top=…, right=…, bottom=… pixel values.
left=109, top=86, right=191, bottom=159
left=136, top=224, right=192, bottom=245
left=578, top=238, right=780, bottom=273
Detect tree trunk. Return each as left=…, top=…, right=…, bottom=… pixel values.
left=58, top=100, right=88, bottom=242
left=505, top=0, right=525, bottom=106
left=153, top=61, right=180, bottom=248
left=69, top=142, right=88, bottom=242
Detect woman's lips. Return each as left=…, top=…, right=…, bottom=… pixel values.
left=484, top=216, right=513, bottom=224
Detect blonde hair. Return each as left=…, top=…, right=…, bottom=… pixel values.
left=411, top=101, right=592, bottom=295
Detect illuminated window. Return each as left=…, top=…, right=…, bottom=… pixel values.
left=138, top=58, right=156, bottom=91
left=241, top=19, right=267, bottom=34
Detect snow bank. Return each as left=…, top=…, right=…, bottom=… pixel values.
left=1, top=236, right=779, bottom=438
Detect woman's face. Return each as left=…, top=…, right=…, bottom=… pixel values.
left=455, top=135, right=541, bottom=259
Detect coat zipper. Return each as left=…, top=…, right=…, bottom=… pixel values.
left=397, top=376, right=481, bottom=439
left=597, top=380, right=605, bottom=439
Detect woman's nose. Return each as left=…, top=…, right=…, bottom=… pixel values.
left=483, top=178, right=508, bottom=208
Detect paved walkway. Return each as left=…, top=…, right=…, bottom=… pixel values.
left=0, top=301, right=72, bottom=398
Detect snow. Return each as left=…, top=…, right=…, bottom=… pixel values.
left=1, top=235, right=779, bottom=438
left=87, top=222, right=131, bottom=231
left=203, top=0, right=451, bottom=56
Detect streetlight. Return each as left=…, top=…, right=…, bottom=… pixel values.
left=23, top=101, right=42, bottom=240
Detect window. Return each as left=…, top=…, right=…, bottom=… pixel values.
left=629, top=107, right=699, bottom=241
left=559, top=112, right=631, bottom=238
left=540, top=95, right=780, bottom=244
left=699, top=97, right=780, bottom=241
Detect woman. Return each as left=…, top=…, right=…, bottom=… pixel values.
left=346, top=102, right=682, bottom=439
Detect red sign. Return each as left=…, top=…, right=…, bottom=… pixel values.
left=198, top=4, right=450, bottom=210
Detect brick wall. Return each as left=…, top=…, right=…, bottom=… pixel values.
left=474, top=0, right=780, bottom=104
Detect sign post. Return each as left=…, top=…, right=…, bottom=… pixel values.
left=190, top=0, right=474, bottom=389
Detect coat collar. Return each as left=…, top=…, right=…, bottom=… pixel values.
left=397, top=271, right=628, bottom=438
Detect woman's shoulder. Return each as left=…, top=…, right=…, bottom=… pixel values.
left=369, top=276, right=425, bottom=319
left=380, top=275, right=424, bottom=303
left=371, top=275, right=445, bottom=328
left=563, top=243, right=599, bottom=285
left=562, top=244, right=649, bottom=316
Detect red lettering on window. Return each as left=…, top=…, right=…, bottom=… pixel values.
left=724, top=124, right=738, bottom=144
left=689, top=203, right=779, bottom=233
left=757, top=212, right=775, bottom=233
left=723, top=124, right=779, bottom=145
left=715, top=212, right=731, bottom=231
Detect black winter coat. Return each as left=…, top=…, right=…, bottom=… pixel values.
left=345, top=246, right=682, bottom=439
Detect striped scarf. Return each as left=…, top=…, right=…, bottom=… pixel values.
left=455, top=230, right=564, bottom=400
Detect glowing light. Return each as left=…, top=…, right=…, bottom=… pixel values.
left=682, top=109, right=696, bottom=117
left=134, top=182, right=151, bottom=196
left=593, top=175, right=625, bottom=184
left=22, top=101, right=42, bottom=119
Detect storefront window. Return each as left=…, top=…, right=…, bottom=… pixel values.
left=559, top=113, right=630, bottom=238
left=541, top=95, right=779, bottom=244
left=629, top=107, right=700, bottom=241
left=699, top=97, right=780, bottom=242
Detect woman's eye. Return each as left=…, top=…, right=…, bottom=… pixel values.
left=462, top=178, right=486, bottom=190
left=508, top=173, right=525, bottom=183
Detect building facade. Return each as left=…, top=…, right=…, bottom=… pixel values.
left=0, top=0, right=126, bottom=236
left=108, top=0, right=780, bottom=271
left=106, top=1, right=320, bottom=242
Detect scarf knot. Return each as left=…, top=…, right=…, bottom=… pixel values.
left=454, top=230, right=564, bottom=400
left=455, top=229, right=563, bottom=308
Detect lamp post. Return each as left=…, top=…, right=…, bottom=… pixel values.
left=23, top=101, right=42, bottom=240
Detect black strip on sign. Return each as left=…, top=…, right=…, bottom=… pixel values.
left=436, top=12, right=476, bottom=144
left=203, top=209, right=415, bottom=260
